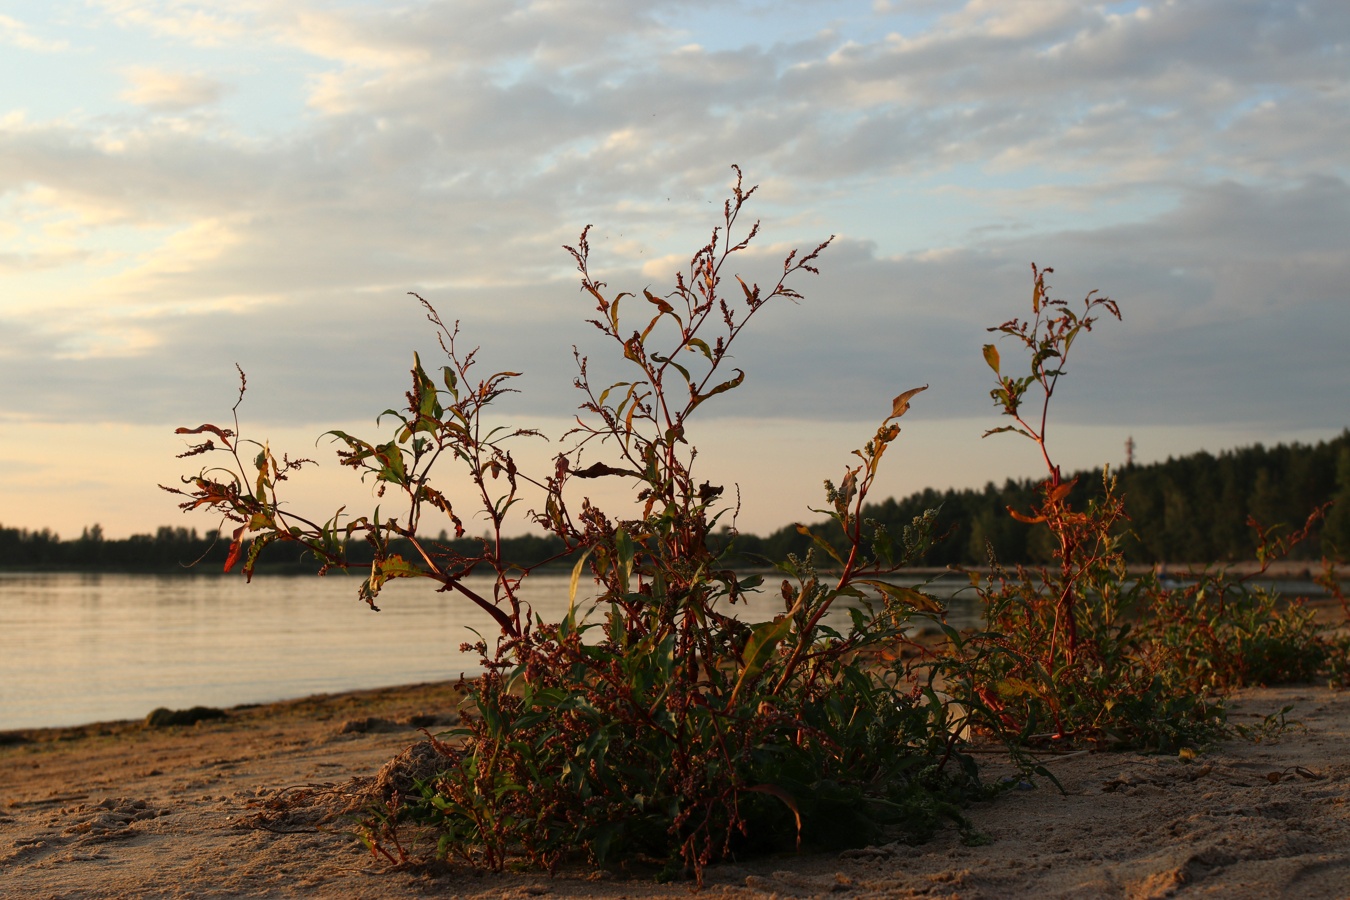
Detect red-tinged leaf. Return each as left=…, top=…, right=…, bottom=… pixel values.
left=982, top=343, right=1000, bottom=373
left=223, top=524, right=246, bottom=573
left=888, top=384, right=929, bottom=421
left=642, top=289, right=674, bottom=314
left=1048, top=478, right=1078, bottom=504
left=1007, top=507, right=1046, bottom=524
left=176, top=424, right=233, bottom=449
left=378, top=554, right=423, bottom=579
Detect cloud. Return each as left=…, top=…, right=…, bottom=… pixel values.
left=0, top=13, right=70, bottom=52
left=1, top=0, right=1346, bottom=447
left=93, top=0, right=253, bottom=46
left=121, top=67, right=226, bottom=111
left=2, top=174, right=1345, bottom=440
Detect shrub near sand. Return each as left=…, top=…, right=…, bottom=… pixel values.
left=9, top=169, right=1332, bottom=892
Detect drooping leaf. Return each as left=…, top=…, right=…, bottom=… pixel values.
left=242, top=531, right=277, bottom=583
left=742, top=784, right=801, bottom=849
left=223, top=524, right=246, bottom=573
left=982, top=344, right=1000, bottom=373
left=888, top=384, right=929, bottom=421
left=642, top=289, right=674, bottom=315
left=1007, top=506, right=1047, bottom=524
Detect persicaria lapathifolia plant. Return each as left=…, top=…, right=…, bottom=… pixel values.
left=981, top=265, right=1122, bottom=666
left=165, top=167, right=986, bottom=879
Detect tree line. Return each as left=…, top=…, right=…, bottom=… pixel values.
left=3, top=429, right=1347, bottom=573
left=0, top=523, right=567, bottom=574
left=730, top=429, right=1350, bottom=567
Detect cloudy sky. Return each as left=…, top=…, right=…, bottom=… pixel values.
left=2, top=0, right=1347, bottom=542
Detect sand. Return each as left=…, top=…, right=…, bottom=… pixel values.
left=3, top=681, right=1348, bottom=899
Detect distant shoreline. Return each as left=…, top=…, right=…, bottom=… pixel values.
left=1, top=559, right=1341, bottom=577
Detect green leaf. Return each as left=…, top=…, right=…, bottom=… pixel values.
left=982, top=343, right=1000, bottom=373
left=373, top=441, right=408, bottom=484
left=615, top=526, right=635, bottom=593
left=731, top=615, right=793, bottom=704
left=568, top=547, right=595, bottom=616
left=650, top=352, right=691, bottom=385
left=690, top=368, right=745, bottom=410
left=686, top=337, right=714, bottom=361
left=609, top=291, right=631, bottom=333
left=242, top=532, right=277, bottom=583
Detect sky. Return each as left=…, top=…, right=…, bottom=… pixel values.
left=1, top=0, right=1347, bottom=542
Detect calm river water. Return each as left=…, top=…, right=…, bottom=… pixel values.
left=1, top=570, right=976, bottom=731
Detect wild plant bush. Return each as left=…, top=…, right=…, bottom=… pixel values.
left=166, top=168, right=991, bottom=879
left=953, top=267, right=1345, bottom=752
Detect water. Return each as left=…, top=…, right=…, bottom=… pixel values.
left=0, top=571, right=978, bottom=731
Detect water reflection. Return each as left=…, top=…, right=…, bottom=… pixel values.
left=0, top=571, right=980, bottom=731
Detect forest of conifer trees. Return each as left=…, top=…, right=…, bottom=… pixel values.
left=729, top=429, right=1350, bottom=567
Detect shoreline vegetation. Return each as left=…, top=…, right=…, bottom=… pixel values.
left=4, top=428, right=1348, bottom=575
left=7, top=178, right=1350, bottom=893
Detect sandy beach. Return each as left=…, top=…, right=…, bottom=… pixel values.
left=2, top=679, right=1348, bottom=899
